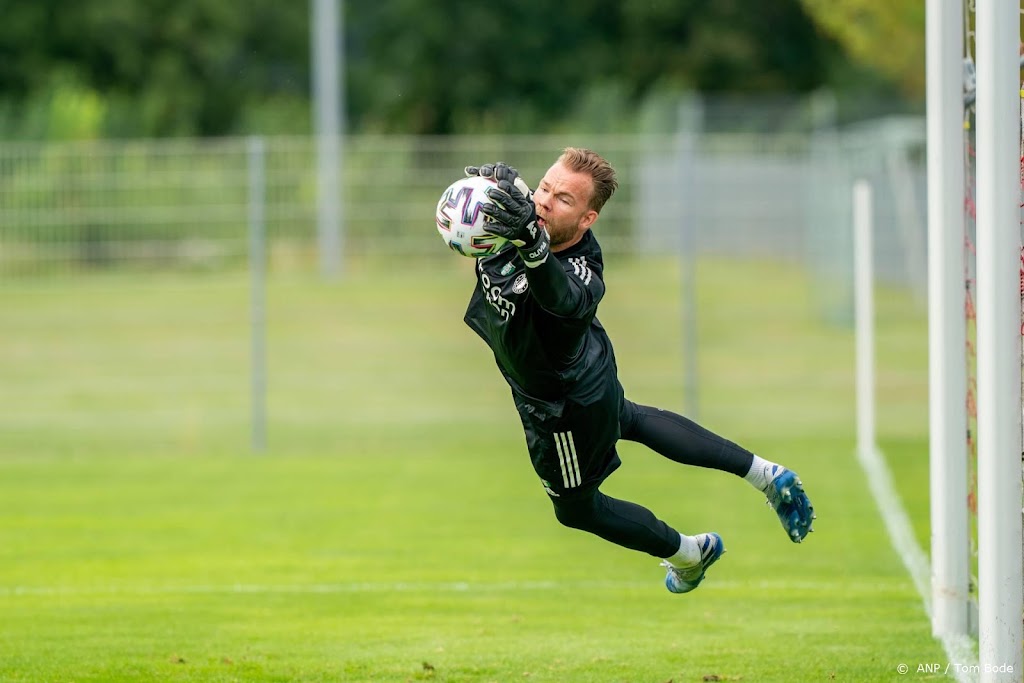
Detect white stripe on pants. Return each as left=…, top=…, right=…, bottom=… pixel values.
left=554, top=431, right=582, bottom=488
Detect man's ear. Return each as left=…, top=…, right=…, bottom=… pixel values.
left=579, top=210, right=599, bottom=231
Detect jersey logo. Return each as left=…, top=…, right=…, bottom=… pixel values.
left=512, top=273, right=529, bottom=294
left=479, top=272, right=516, bottom=320
left=500, top=262, right=515, bottom=276
left=568, top=257, right=592, bottom=285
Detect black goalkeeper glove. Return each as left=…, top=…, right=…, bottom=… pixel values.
left=480, top=179, right=550, bottom=267
left=464, top=161, right=533, bottom=200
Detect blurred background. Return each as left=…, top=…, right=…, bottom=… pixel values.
left=0, top=0, right=934, bottom=456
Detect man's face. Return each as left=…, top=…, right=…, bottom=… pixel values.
left=533, top=161, right=599, bottom=248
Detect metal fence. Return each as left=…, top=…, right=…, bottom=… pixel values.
left=0, top=120, right=932, bottom=456
left=0, top=126, right=927, bottom=296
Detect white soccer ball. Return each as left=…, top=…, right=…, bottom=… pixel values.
left=435, top=176, right=508, bottom=258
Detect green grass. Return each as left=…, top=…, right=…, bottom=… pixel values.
left=0, top=257, right=941, bottom=682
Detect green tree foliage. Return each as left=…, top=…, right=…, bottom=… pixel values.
left=347, top=0, right=838, bottom=133
left=798, top=0, right=926, bottom=97
left=0, top=0, right=308, bottom=138
left=0, top=0, right=878, bottom=139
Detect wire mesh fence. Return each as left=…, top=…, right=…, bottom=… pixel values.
left=0, top=128, right=927, bottom=294
left=0, top=118, right=935, bottom=458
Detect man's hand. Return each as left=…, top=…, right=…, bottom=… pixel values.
left=464, top=161, right=532, bottom=198
left=480, top=179, right=550, bottom=267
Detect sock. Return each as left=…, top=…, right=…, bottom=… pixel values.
left=743, top=455, right=782, bottom=493
left=664, top=533, right=701, bottom=568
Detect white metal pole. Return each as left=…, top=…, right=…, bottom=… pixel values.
left=248, top=136, right=267, bottom=453
left=975, top=0, right=1024, bottom=678
left=312, top=0, right=343, bottom=279
left=853, top=180, right=876, bottom=463
left=926, top=0, right=971, bottom=639
left=677, top=94, right=703, bottom=420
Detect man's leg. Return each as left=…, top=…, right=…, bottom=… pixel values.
left=618, top=400, right=815, bottom=542
left=550, top=488, right=726, bottom=594
left=618, top=400, right=754, bottom=475
left=549, top=487, right=680, bottom=557
left=513, top=390, right=725, bottom=592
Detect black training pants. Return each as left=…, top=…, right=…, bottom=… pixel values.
left=516, top=386, right=754, bottom=559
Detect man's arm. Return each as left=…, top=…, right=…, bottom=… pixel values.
left=479, top=177, right=598, bottom=318
left=519, top=249, right=600, bottom=318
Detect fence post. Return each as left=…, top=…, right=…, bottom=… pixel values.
left=853, top=180, right=875, bottom=461
left=676, top=95, right=703, bottom=420
left=248, top=136, right=267, bottom=453
left=312, top=0, right=344, bottom=279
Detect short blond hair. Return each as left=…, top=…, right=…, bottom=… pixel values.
left=558, top=147, right=618, bottom=213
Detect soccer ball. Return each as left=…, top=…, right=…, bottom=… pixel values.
left=435, top=176, right=508, bottom=258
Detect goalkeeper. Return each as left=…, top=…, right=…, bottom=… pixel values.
left=463, top=148, right=815, bottom=594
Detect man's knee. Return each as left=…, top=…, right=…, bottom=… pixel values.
left=550, top=492, right=601, bottom=531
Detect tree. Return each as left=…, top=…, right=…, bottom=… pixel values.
left=0, top=0, right=893, bottom=139
left=799, top=0, right=925, bottom=97
left=0, top=0, right=309, bottom=138
left=346, top=0, right=837, bottom=134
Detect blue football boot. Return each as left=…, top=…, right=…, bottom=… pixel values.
left=661, top=532, right=726, bottom=594
left=765, top=468, right=815, bottom=543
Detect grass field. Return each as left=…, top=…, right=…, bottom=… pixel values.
left=0, top=256, right=940, bottom=682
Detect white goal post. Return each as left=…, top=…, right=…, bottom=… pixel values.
left=973, top=0, right=1023, bottom=678
left=927, top=0, right=1023, bottom=680
left=926, top=0, right=972, bottom=642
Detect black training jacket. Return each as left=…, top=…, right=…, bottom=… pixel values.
left=464, top=230, right=618, bottom=405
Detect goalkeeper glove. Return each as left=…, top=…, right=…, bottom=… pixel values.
left=464, top=161, right=533, bottom=200
left=480, top=179, right=550, bottom=267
